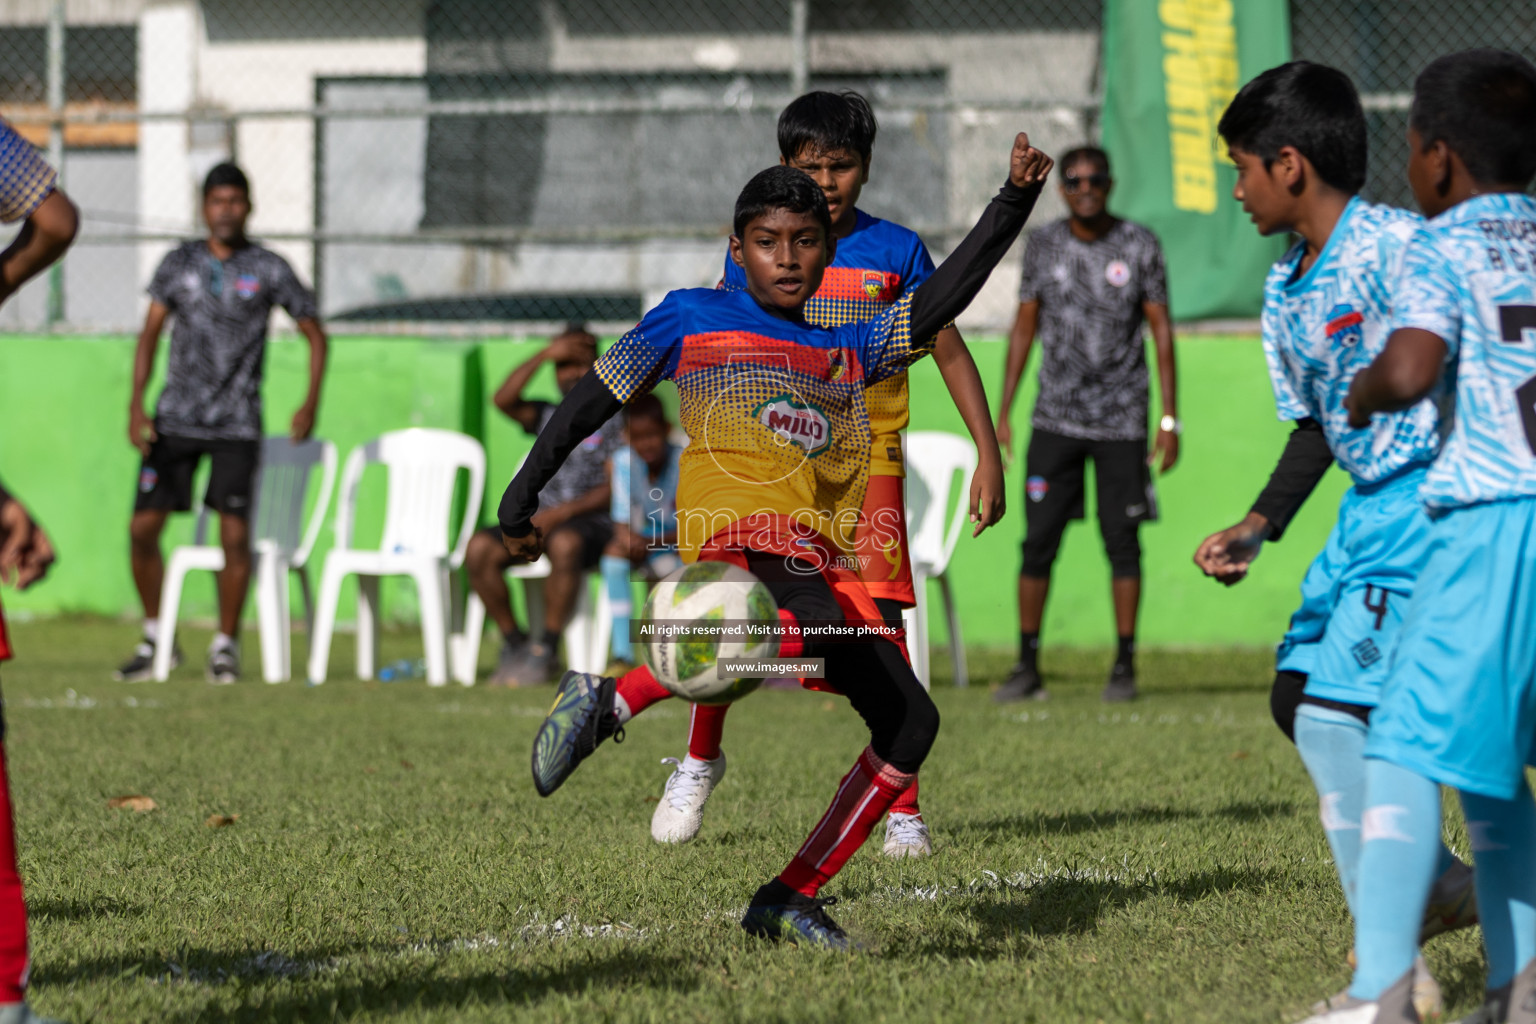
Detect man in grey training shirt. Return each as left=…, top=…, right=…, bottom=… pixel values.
left=995, top=146, right=1179, bottom=703
left=119, top=163, right=328, bottom=685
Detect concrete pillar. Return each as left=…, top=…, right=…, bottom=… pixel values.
left=137, top=0, right=199, bottom=303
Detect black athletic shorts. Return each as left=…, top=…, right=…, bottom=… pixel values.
left=482, top=512, right=613, bottom=571
left=1021, top=427, right=1155, bottom=578
left=134, top=432, right=261, bottom=519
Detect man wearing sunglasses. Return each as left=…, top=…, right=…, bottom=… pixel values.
left=995, top=145, right=1178, bottom=703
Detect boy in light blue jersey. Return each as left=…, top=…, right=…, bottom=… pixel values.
left=1306, top=49, right=1536, bottom=1024
left=1195, top=63, right=1473, bottom=1016
left=601, top=395, right=682, bottom=670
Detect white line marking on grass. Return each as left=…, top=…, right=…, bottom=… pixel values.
left=9, top=689, right=164, bottom=710
left=871, top=856, right=1159, bottom=905
left=153, top=917, right=651, bottom=987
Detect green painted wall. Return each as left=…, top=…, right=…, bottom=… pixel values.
left=0, top=333, right=1346, bottom=650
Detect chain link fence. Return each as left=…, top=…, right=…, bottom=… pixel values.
left=0, top=1, right=1530, bottom=333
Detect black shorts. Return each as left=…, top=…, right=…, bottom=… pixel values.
left=134, top=433, right=261, bottom=519
left=1021, top=427, right=1155, bottom=579
left=483, top=513, right=613, bottom=571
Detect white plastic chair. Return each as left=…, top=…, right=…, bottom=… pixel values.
left=153, top=437, right=338, bottom=683
left=307, top=428, right=485, bottom=687
left=449, top=451, right=611, bottom=685
left=451, top=564, right=610, bottom=685
left=901, top=431, right=977, bottom=690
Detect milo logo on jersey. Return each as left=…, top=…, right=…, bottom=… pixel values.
left=754, top=394, right=830, bottom=455
left=1325, top=304, right=1365, bottom=347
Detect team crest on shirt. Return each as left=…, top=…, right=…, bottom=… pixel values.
left=754, top=394, right=830, bottom=455
left=1026, top=475, right=1049, bottom=502
left=861, top=270, right=888, bottom=300
left=1105, top=260, right=1131, bottom=287
left=826, top=348, right=848, bottom=381
left=234, top=273, right=261, bottom=299
left=1326, top=303, right=1365, bottom=347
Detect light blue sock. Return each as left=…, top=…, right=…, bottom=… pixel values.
left=601, top=555, right=634, bottom=662
left=1350, top=758, right=1442, bottom=1000
left=1459, top=785, right=1536, bottom=990
left=1294, top=704, right=1369, bottom=916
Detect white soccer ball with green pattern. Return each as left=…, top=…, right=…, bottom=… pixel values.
left=640, top=561, right=780, bottom=705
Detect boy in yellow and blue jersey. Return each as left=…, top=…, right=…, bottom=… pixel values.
left=653, top=91, right=1004, bottom=858
left=1302, top=49, right=1536, bottom=1024
left=499, top=134, right=1051, bottom=949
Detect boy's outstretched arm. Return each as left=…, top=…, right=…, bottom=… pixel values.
left=497, top=372, right=623, bottom=561
left=931, top=327, right=1005, bottom=534
left=1193, top=418, right=1332, bottom=584
left=1344, top=328, right=1448, bottom=427
left=906, top=134, right=1052, bottom=342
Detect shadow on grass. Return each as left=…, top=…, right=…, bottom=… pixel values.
left=37, top=945, right=697, bottom=1022
left=178, top=948, right=697, bottom=1023
left=889, top=864, right=1284, bottom=960
left=953, top=799, right=1299, bottom=840
left=29, top=896, right=145, bottom=922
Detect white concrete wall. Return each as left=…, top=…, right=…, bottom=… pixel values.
left=132, top=6, right=1096, bottom=332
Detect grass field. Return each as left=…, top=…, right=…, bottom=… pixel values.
left=0, top=618, right=1487, bottom=1023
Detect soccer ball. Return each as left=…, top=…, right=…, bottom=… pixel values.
left=639, top=561, right=780, bottom=705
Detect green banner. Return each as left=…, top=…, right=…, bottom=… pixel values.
left=1101, top=0, right=1291, bottom=319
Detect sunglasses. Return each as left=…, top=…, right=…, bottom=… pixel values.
left=1063, top=173, right=1110, bottom=193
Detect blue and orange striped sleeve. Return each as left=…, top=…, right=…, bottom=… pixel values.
left=593, top=290, right=687, bottom=402
left=0, top=119, right=57, bottom=225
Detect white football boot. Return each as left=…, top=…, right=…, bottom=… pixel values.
left=650, top=753, right=726, bottom=844
left=882, top=813, right=933, bottom=858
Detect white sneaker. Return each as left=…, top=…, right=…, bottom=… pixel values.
left=882, top=813, right=932, bottom=858
left=650, top=753, right=726, bottom=844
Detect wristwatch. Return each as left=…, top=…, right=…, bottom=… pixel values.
left=1159, top=414, right=1183, bottom=435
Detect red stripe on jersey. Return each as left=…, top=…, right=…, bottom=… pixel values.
left=674, top=330, right=866, bottom=383
left=1326, top=310, right=1365, bottom=336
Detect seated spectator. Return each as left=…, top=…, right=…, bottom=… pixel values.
left=601, top=395, right=683, bottom=674
left=465, top=325, right=622, bottom=686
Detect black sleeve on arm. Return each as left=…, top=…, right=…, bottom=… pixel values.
left=0, top=476, right=10, bottom=507
left=496, top=372, right=623, bottom=538
left=908, top=178, right=1046, bottom=342
left=1249, top=418, right=1333, bottom=541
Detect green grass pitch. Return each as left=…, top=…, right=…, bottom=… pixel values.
left=0, top=619, right=1487, bottom=1022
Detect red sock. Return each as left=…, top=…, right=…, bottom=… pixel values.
left=888, top=775, right=921, bottom=817
left=0, top=743, right=28, bottom=1002
left=615, top=665, right=672, bottom=722
left=777, top=609, right=803, bottom=658
left=778, top=747, right=916, bottom=896
left=688, top=703, right=728, bottom=761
